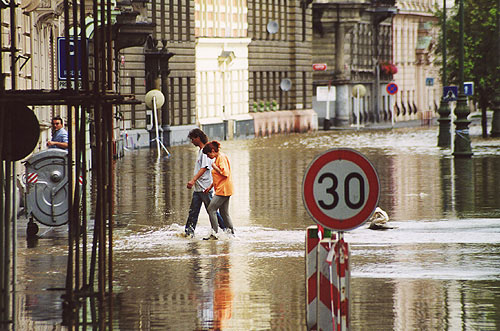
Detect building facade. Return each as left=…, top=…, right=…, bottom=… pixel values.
left=311, top=0, right=441, bottom=128
left=392, top=0, right=441, bottom=122
left=1, top=0, right=61, bottom=152
left=117, top=0, right=316, bottom=148
left=312, top=0, right=397, bottom=128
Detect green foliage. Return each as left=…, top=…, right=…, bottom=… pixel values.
left=252, top=102, right=259, bottom=112
left=434, top=0, right=499, bottom=111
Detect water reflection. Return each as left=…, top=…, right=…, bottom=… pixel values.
left=14, top=127, right=500, bottom=330
left=15, top=225, right=67, bottom=329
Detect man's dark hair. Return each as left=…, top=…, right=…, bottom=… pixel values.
left=188, top=128, right=208, bottom=144
left=52, top=115, right=64, bottom=125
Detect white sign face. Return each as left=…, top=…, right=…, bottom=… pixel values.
left=317, top=86, right=336, bottom=101
left=313, top=160, right=369, bottom=220
left=58, top=80, right=83, bottom=89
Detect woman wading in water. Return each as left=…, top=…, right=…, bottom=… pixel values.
left=202, top=141, right=235, bottom=240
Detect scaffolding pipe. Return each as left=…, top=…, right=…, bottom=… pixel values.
left=1, top=0, right=127, bottom=325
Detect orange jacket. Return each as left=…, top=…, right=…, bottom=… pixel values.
left=212, top=152, right=233, bottom=196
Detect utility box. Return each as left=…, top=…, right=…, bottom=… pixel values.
left=24, top=149, right=70, bottom=226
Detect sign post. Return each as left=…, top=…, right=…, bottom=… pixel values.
left=386, top=83, right=398, bottom=127
left=303, top=148, right=380, bottom=331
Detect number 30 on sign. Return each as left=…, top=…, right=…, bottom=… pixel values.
left=302, top=148, right=380, bottom=231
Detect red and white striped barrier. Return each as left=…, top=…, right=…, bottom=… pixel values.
left=306, top=226, right=320, bottom=330
left=306, top=225, right=336, bottom=330
left=306, top=227, right=350, bottom=331
left=331, top=233, right=350, bottom=331
left=317, top=237, right=335, bottom=331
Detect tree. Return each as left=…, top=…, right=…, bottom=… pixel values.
left=434, top=0, right=500, bottom=137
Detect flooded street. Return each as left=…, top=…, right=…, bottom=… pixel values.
left=15, top=125, right=500, bottom=330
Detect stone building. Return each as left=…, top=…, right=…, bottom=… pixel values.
left=312, top=0, right=397, bottom=128
left=392, top=0, right=441, bottom=123
left=311, top=0, right=441, bottom=128
left=1, top=0, right=60, bottom=151
left=117, top=0, right=316, bottom=148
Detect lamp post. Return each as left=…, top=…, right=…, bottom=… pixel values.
left=491, top=0, right=500, bottom=137
left=453, top=0, right=473, bottom=157
left=437, top=0, right=451, bottom=147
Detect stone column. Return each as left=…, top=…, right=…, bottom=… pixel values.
left=335, top=22, right=345, bottom=77
left=335, top=85, right=350, bottom=126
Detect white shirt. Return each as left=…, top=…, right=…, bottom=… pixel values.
left=194, top=149, right=214, bottom=192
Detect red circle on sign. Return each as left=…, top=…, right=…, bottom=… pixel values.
left=302, top=148, right=380, bottom=231
left=386, top=83, right=398, bottom=95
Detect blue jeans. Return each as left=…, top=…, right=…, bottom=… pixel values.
left=185, top=191, right=226, bottom=235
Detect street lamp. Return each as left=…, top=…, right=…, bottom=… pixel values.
left=453, top=0, right=473, bottom=157
left=437, top=0, right=451, bottom=147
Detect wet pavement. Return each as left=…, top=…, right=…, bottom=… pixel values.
left=12, top=121, right=500, bottom=330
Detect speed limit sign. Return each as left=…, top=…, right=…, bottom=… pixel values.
left=302, top=148, right=380, bottom=231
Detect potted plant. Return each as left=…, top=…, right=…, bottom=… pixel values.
left=265, top=101, right=271, bottom=111
left=380, top=61, right=398, bottom=75
left=271, top=100, right=278, bottom=111
left=252, top=102, right=259, bottom=112
left=258, top=100, right=265, bottom=112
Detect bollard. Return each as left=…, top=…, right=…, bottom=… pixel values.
left=333, top=233, right=350, bottom=331
left=306, top=226, right=350, bottom=331
left=305, top=225, right=335, bottom=330
left=317, top=237, right=335, bottom=331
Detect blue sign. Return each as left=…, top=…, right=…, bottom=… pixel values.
left=57, top=37, right=85, bottom=80
left=464, top=82, right=474, bottom=96
left=426, top=78, right=434, bottom=86
left=443, top=86, right=458, bottom=101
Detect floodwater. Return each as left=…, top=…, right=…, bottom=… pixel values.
left=14, top=124, right=500, bottom=330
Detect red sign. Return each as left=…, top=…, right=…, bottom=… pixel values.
left=302, top=148, right=380, bottom=231
left=386, top=83, right=398, bottom=95
left=312, top=63, right=327, bottom=71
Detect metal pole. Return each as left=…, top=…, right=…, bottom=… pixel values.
left=453, top=0, right=473, bottom=157
left=3, top=161, right=11, bottom=326
left=153, top=96, right=161, bottom=159
left=490, top=0, right=500, bottom=137
left=437, top=0, right=451, bottom=147
left=324, top=83, right=331, bottom=130
left=11, top=162, right=16, bottom=330
left=0, top=161, right=6, bottom=326
left=337, top=231, right=347, bottom=331
left=390, top=94, right=394, bottom=127
left=356, top=96, right=360, bottom=130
